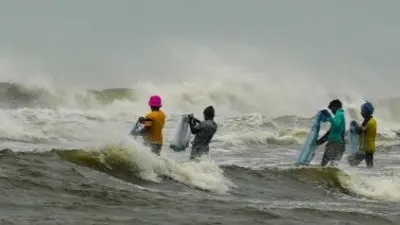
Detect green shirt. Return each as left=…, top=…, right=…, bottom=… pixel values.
left=327, top=109, right=346, bottom=142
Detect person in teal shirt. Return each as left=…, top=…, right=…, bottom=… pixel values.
left=316, top=99, right=346, bottom=166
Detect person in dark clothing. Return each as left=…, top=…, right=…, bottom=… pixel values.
left=317, top=99, right=346, bottom=166
left=188, top=105, right=218, bottom=160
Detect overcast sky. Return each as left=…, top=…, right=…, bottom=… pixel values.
left=0, top=0, right=399, bottom=98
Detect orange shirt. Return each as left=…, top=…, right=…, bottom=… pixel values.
left=143, top=110, right=165, bottom=144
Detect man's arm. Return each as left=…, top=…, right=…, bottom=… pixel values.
left=326, top=114, right=341, bottom=127
left=189, top=119, right=202, bottom=134
left=138, top=117, right=153, bottom=134
left=317, top=128, right=331, bottom=145
left=351, top=121, right=364, bottom=135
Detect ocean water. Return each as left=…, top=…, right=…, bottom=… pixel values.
left=1, top=1, right=400, bottom=224
left=0, top=83, right=399, bottom=225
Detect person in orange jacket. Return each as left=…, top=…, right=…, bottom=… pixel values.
left=137, top=95, right=166, bottom=155
left=188, top=105, right=218, bottom=160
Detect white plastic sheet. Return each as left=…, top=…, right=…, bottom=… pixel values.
left=170, top=114, right=191, bottom=152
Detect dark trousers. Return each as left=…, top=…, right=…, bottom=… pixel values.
left=347, top=151, right=374, bottom=168
left=321, top=141, right=345, bottom=166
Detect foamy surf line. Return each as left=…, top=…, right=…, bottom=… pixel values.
left=52, top=137, right=237, bottom=194
left=338, top=170, right=400, bottom=202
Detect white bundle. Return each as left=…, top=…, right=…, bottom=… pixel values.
left=169, top=114, right=191, bottom=152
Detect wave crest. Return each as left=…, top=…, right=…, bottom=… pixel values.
left=0, top=82, right=136, bottom=109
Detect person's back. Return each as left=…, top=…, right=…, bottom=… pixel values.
left=326, top=108, right=346, bottom=143
left=144, top=110, right=166, bottom=145
left=139, top=95, right=166, bottom=155
left=192, top=119, right=217, bottom=150
left=189, top=105, right=217, bottom=160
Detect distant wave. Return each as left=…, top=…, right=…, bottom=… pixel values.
left=0, top=82, right=136, bottom=109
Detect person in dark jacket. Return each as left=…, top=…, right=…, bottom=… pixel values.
left=188, top=105, right=218, bottom=160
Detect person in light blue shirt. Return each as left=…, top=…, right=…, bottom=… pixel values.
left=317, top=99, right=346, bottom=166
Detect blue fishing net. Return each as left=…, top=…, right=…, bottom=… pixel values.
left=294, top=110, right=330, bottom=166
left=347, top=120, right=360, bottom=154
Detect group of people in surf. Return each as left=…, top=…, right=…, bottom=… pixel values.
left=132, top=95, right=217, bottom=160
left=133, top=95, right=377, bottom=167
left=316, top=99, right=377, bottom=167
